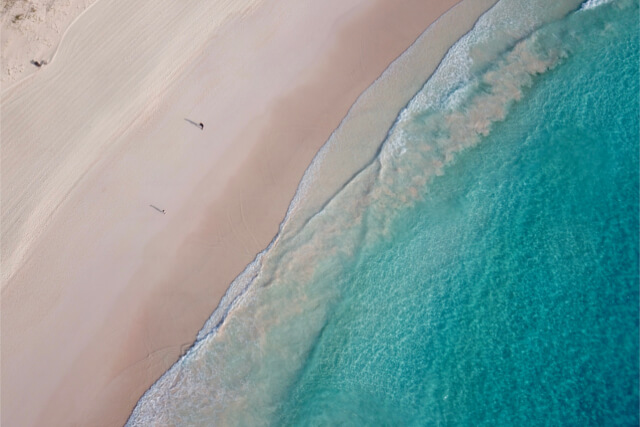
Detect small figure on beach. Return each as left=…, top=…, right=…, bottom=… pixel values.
left=150, top=204, right=166, bottom=214
left=199, top=122, right=204, bottom=130
left=31, top=59, right=48, bottom=68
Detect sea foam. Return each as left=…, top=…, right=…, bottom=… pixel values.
left=580, top=0, right=615, bottom=9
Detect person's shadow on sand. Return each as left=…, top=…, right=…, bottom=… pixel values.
left=184, top=119, right=204, bottom=130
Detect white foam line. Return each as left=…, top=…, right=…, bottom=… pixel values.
left=580, top=0, right=615, bottom=10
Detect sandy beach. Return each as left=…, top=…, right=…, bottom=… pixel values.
left=2, top=0, right=495, bottom=425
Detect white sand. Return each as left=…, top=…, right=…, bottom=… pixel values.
left=1, top=0, right=263, bottom=286
left=1, top=0, right=97, bottom=85
left=1, top=0, right=496, bottom=425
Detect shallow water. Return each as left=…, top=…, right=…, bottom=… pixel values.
left=128, top=0, right=639, bottom=424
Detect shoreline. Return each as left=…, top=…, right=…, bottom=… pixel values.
left=195, top=0, right=500, bottom=347
left=2, top=0, right=496, bottom=426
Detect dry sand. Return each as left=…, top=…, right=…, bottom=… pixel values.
left=2, top=0, right=493, bottom=425
left=1, top=0, right=98, bottom=85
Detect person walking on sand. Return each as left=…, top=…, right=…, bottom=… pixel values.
left=199, top=122, right=204, bottom=130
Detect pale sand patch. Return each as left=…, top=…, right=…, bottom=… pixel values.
left=2, top=0, right=495, bottom=426
left=1, top=0, right=98, bottom=86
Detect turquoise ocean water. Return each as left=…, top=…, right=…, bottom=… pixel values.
left=128, top=0, right=639, bottom=425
